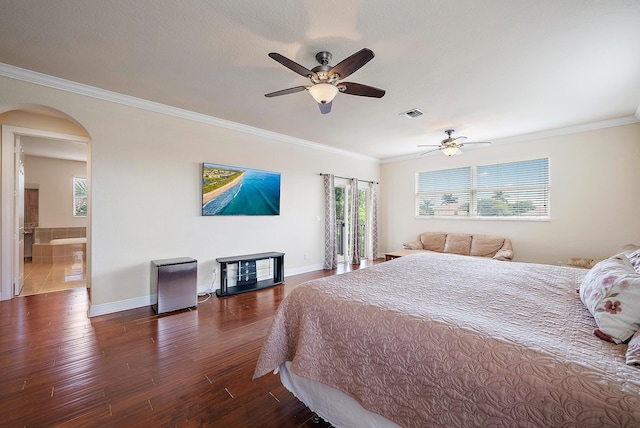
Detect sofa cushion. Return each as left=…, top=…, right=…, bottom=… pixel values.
left=403, top=232, right=513, bottom=261
left=419, top=232, right=447, bottom=252
left=470, top=235, right=507, bottom=258
left=444, top=233, right=472, bottom=256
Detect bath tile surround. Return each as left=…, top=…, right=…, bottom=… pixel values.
left=31, top=241, right=86, bottom=264
left=34, top=227, right=86, bottom=244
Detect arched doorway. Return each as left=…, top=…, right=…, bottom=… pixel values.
left=0, top=105, right=91, bottom=301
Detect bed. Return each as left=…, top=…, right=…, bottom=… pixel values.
left=253, top=251, right=640, bottom=427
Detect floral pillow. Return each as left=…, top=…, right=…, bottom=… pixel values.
left=579, top=254, right=640, bottom=344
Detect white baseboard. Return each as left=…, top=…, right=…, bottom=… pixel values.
left=285, top=264, right=324, bottom=276
left=88, top=264, right=326, bottom=317
left=88, top=294, right=156, bottom=317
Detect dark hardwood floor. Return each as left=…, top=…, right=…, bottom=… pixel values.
left=0, top=260, right=380, bottom=427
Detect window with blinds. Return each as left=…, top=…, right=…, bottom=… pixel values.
left=416, top=167, right=472, bottom=217
left=416, top=158, right=550, bottom=219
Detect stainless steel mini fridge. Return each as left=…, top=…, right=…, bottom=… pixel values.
left=151, top=257, right=197, bottom=314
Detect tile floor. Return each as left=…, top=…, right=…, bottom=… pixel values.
left=19, top=259, right=87, bottom=296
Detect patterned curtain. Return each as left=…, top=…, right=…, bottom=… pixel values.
left=323, top=174, right=338, bottom=270
left=349, top=178, right=361, bottom=265
left=368, top=181, right=379, bottom=260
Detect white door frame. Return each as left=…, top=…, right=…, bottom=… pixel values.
left=334, top=183, right=370, bottom=263
left=1, top=125, right=90, bottom=301
left=14, top=135, right=24, bottom=296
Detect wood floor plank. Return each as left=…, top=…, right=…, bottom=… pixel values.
left=0, top=260, right=380, bottom=426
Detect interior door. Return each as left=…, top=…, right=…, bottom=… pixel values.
left=14, top=136, right=25, bottom=296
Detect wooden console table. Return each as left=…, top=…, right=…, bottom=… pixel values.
left=215, top=252, right=285, bottom=297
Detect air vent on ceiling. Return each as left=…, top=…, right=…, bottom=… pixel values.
left=399, top=108, right=423, bottom=118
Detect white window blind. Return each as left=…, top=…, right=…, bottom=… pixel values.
left=476, top=158, right=549, bottom=218
left=416, top=167, right=471, bottom=216
left=416, top=158, right=549, bottom=219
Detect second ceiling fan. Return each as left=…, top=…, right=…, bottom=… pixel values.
left=418, top=129, right=491, bottom=156
left=265, top=48, right=385, bottom=114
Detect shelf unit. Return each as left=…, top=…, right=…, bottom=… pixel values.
left=215, top=252, right=284, bottom=297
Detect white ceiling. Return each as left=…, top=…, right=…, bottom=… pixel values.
left=20, top=136, right=87, bottom=162
left=1, top=1, right=639, bottom=161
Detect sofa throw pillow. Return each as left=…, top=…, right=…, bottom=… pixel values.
left=419, top=232, right=447, bottom=252
left=402, top=241, right=423, bottom=250
left=579, top=254, right=640, bottom=344
left=469, top=235, right=505, bottom=258
left=443, top=233, right=472, bottom=256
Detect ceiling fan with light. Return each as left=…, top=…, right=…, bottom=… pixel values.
left=265, top=48, right=385, bottom=114
left=418, top=129, right=491, bottom=156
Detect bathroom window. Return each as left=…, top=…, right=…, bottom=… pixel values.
left=73, top=177, right=87, bottom=217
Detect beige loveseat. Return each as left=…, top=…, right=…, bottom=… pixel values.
left=389, top=232, right=514, bottom=261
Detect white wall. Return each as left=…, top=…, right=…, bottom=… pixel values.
left=0, top=75, right=379, bottom=313
left=380, top=123, right=640, bottom=265
left=2, top=73, right=638, bottom=314
left=24, top=155, right=88, bottom=228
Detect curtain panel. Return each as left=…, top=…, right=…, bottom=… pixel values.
left=368, top=181, right=379, bottom=260
left=323, top=174, right=338, bottom=270
left=349, top=178, right=361, bottom=265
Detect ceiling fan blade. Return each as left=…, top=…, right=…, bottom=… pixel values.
left=268, top=53, right=318, bottom=79
left=329, top=48, right=375, bottom=79
left=318, top=101, right=332, bottom=114
left=453, top=136, right=468, bottom=142
left=339, top=82, right=385, bottom=98
left=265, top=86, right=308, bottom=97
left=419, top=148, right=443, bottom=156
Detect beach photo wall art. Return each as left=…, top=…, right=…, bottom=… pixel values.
left=202, top=163, right=281, bottom=216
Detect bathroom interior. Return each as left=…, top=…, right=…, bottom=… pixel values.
left=21, top=135, right=88, bottom=296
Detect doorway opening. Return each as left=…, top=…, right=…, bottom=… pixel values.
left=1, top=108, right=91, bottom=301
left=334, top=183, right=369, bottom=264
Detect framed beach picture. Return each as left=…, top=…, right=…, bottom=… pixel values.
left=202, top=163, right=281, bottom=216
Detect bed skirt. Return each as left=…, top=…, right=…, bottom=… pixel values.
left=278, top=362, right=400, bottom=428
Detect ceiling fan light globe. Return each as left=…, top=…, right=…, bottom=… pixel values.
left=442, top=146, right=459, bottom=156
left=309, top=83, right=338, bottom=104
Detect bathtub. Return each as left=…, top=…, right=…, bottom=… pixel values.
left=49, top=237, right=86, bottom=245
left=32, top=238, right=86, bottom=264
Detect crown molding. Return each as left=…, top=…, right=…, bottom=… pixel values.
left=0, top=62, right=379, bottom=163
left=381, top=115, right=640, bottom=164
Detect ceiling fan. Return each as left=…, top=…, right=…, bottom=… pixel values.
left=265, top=48, right=385, bottom=114
left=418, top=129, right=491, bottom=156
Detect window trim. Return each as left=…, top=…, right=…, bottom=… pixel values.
left=415, top=157, right=550, bottom=221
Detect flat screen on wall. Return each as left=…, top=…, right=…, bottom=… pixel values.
left=202, top=163, right=281, bottom=216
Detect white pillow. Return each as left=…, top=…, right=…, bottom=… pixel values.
left=579, top=254, right=640, bottom=343
left=628, top=248, right=640, bottom=273
left=626, top=330, right=640, bottom=365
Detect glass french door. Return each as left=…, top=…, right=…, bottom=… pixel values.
left=334, top=184, right=369, bottom=263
